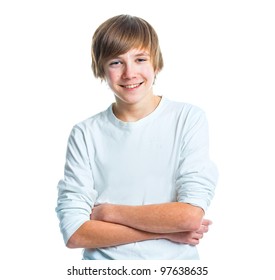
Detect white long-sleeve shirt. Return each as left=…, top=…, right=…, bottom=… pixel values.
left=56, top=97, right=218, bottom=259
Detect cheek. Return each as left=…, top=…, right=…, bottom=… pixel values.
left=140, top=63, right=155, bottom=76
left=143, top=68, right=156, bottom=82
left=107, top=70, right=122, bottom=82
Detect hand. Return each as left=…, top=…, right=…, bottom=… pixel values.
left=90, top=204, right=112, bottom=221
left=165, top=219, right=212, bottom=245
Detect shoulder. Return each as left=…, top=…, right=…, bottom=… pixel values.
left=64, top=106, right=111, bottom=146
left=72, top=105, right=111, bottom=133
left=162, top=97, right=206, bottom=120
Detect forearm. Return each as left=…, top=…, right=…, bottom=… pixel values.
left=66, top=220, right=162, bottom=249
left=92, top=202, right=204, bottom=234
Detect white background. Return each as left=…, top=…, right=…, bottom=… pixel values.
left=0, top=0, right=274, bottom=279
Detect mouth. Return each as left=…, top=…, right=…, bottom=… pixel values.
left=120, top=82, right=144, bottom=89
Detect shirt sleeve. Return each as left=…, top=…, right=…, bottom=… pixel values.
left=55, top=125, right=98, bottom=245
left=175, top=107, right=218, bottom=212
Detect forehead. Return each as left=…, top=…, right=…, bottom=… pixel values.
left=111, top=48, right=150, bottom=59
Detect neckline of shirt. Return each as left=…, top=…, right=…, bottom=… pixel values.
left=107, top=96, right=167, bottom=129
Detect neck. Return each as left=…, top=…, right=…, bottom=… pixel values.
left=113, top=95, right=161, bottom=122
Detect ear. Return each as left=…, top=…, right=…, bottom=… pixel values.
left=154, top=67, right=161, bottom=75
left=153, top=74, right=158, bottom=85
left=154, top=67, right=161, bottom=78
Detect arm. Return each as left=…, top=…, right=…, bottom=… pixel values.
left=91, top=202, right=204, bottom=233
left=56, top=127, right=208, bottom=249
left=67, top=218, right=211, bottom=249
left=66, top=220, right=161, bottom=248
left=91, top=109, right=217, bottom=236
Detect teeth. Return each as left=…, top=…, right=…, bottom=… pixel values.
left=123, top=83, right=141, bottom=89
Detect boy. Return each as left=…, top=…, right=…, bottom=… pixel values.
left=56, top=14, right=218, bottom=259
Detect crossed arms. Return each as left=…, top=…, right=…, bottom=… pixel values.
left=62, top=112, right=217, bottom=250
left=66, top=202, right=212, bottom=249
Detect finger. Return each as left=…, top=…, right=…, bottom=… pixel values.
left=190, top=231, right=203, bottom=240
left=189, top=238, right=200, bottom=246
left=191, top=235, right=202, bottom=245
left=192, top=240, right=200, bottom=245
left=202, top=219, right=212, bottom=226
left=197, top=224, right=209, bottom=234
left=196, top=233, right=204, bottom=240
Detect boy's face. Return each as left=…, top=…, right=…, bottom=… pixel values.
left=103, top=48, right=156, bottom=106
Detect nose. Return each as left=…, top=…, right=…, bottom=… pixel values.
left=122, top=62, right=136, bottom=80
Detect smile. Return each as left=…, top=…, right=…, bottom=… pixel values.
left=121, top=82, right=143, bottom=89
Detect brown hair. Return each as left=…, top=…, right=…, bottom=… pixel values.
left=91, top=14, right=163, bottom=79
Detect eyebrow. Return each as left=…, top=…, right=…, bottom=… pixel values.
left=110, top=51, right=150, bottom=61
left=134, top=52, right=150, bottom=57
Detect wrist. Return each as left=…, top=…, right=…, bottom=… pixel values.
left=92, top=204, right=116, bottom=222
left=101, top=204, right=115, bottom=222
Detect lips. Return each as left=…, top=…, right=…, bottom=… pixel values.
left=120, top=82, right=144, bottom=89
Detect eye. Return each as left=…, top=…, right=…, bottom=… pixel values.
left=137, top=58, right=147, bottom=63
left=109, top=60, right=122, bottom=67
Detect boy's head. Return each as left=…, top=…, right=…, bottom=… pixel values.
left=91, top=14, right=163, bottom=80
